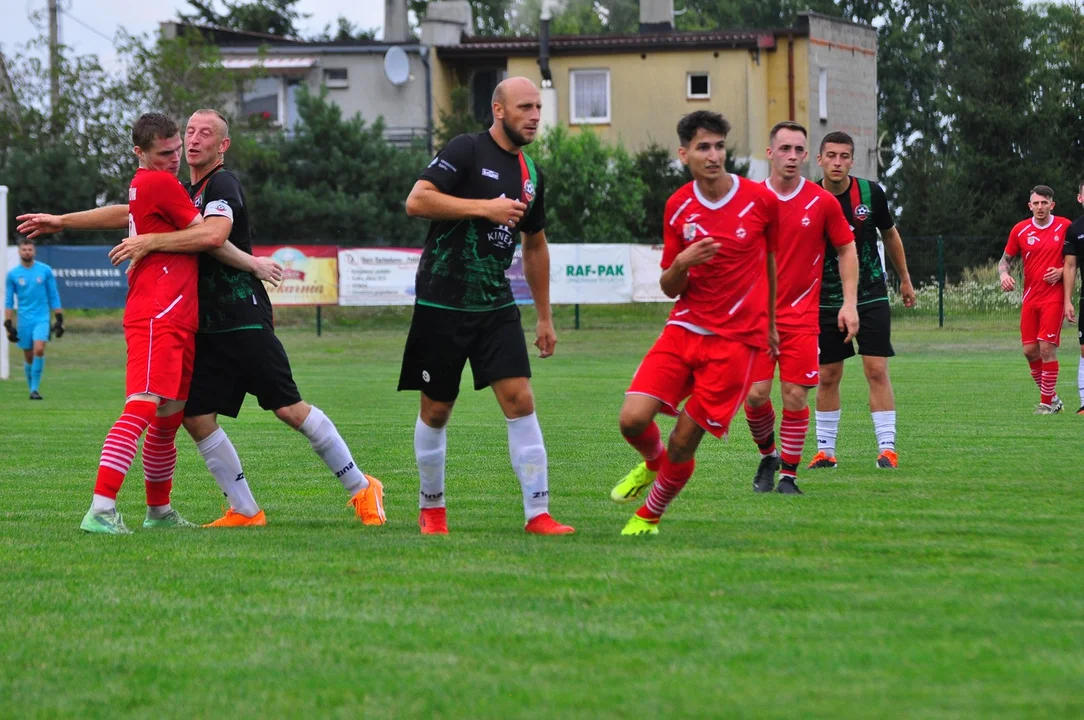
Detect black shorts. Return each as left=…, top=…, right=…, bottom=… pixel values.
left=818, top=300, right=895, bottom=365
left=184, top=329, right=303, bottom=418
left=398, top=303, right=531, bottom=403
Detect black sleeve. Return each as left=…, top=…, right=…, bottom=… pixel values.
left=1064, top=219, right=1084, bottom=256
left=418, top=134, right=476, bottom=194
left=872, top=182, right=894, bottom=231
left=520, top=166, right=546, bottom=235
left=203, top=173, right=244, bottom=225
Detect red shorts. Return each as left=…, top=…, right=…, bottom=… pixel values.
left=627, top=324, right=758, bottom=439
left=1020, top=303, right=1063, bottom=347
left=751, top=330, right=820, bottom=386
left=124, top=321, right=196, bottom=401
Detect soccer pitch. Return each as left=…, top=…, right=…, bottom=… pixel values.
left=2, top=320, right=1082, bottom=718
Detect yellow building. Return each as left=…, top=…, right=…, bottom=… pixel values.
left=431, top=13, right=879, bottom=180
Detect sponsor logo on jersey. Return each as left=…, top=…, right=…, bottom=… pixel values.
left=129, top=187, right=137, bottom=201
left=683, top=223, right=698, bottom=242
left=422, top=370, right=431, bottom=382
left=522, top=178, right=535, bottom=204
left=482, top=168, right=500, bottom=180
left=736, top=226, right=747, bottom=239
left=801, top=216, right=811, bottom=227
left=854, top=204, right=871, bottom=221
left=805, top=370, right=818, bottom=378
left=705, top=418, right=724, bottom=428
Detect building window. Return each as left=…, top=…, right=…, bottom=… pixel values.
left=818, top=69, right=829, bottom=122
left=324, top=68, right=348, bottom=89
left=241, top=76, right=282, bottom=124
left=687, top=72, right=710, bottom=100
left=570, top=69, right=610, bottom=124
left=470, top=68, right=506, bottom=124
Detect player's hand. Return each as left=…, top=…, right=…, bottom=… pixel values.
left=3, top=319, right=17, bottom=343
left=838, top=304, right=859, bottom=344
left=535, top=318, right=557, bottom=358
left=109, top=234, right=155, bottom=268
left=768, top=323, right=780, bottom=358
left=252, top=257, right=285, bottom=287
left=15, top=213, right=63, bottom=238
left=1044, top=266, right=1063, bottom=285
left=1000, top=272, right=1016, bottom=292
left=900, top=278, right=917, bottom=308
left=52, top=315, right=65, bottom=339
left=1065, top=301, right=1076, bottom=324
left=676, top=238, right=721, bottom=269
left=482, top=198, right=528, bottom=228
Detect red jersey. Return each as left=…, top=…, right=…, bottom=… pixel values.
left=765, top=177, right=853, bottom=334
left=661, top=177, right=779, bottom=349
left=1005, top=216, right=1070, bottom=306
left=125, top=169, right=202, bottom=331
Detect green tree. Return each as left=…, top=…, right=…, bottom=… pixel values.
left=179, top=0, right=310, bottom=37
left=310, top=16, right=380, bottom=43
left=434, top=86, right=486, bottom=150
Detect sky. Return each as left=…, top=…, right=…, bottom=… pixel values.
left=0, top=0, right=387, bottom=69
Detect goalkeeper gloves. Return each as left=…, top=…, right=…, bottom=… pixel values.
left=3, top=319, right=17, bottom=343
left=52, top=313, right=64, bottom=338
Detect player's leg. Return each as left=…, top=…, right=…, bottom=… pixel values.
left=183, top=333, right=264, bottom=526
left=1077, top=314, right=1084, bottom=414
left=475, top=306, right=572, bottom=535
left=29, top=326, right=48, bottom=398
left=774, top=333, right=818, bottom=490
left=21, top=348, right=33, bottom=394
left=1021, top=305, right=1044, bottom=401
left=623, top=412, right=705, bottom=536
left=399, top=305, right=472, bottom=535
left=17, top=319, right=34, bottom=395
left=1036, top=303, right=1063, bottom=413
left=856, top=302, right=898, bottom=468
left=615, top=325, right=692, bottom=503
left=745, top=351, right=780, bottom=492
left=811, top=309, right=853, bottom=468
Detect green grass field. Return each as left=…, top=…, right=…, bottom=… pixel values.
left=2, top=315, right=1083, bottom=719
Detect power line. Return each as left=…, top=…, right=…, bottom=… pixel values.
left=58, top=8, right=117, bottom=47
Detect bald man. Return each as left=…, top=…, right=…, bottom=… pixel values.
left=402, top=76, right=574, bottom=536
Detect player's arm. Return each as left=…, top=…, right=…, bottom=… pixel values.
left=836, top=242, right=859, bottom=342
left=16, top=205, right=129, bottom=237
left=406, top=180, right=527, bottom=227
left=998, top=250, right=1017, bottom=292
left=521, top=229, right=556, bottom=358
left=209, top=242, right=285, bottom=287
left=1063, top=251, right=1078, bottom=323
left=108, top=214, right=209, bottom=269
left=766, top=251, right=780, bottom=356
left=45, top=270, right=65, bottom=337
left=3, top=275, right=16, bottom=341
left=660, top=239, right=719, bottom=297
left=880, top=226, right=915, bottom=308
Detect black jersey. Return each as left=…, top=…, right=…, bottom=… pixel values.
left=818, top=176, right=894, bottom=307
left=414, top=131, right=545, bottom=311
left=187, top=167, right=274, bottom=333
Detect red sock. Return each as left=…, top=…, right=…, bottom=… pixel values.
left=1029, top=358, right=1043, bottom=390
left=1041, top=361, right=1059, bottom=405
left=94, top=400, right=157, bottom=500
left=779, top=407, right=810, bottom=479
left=638, top=455, right=696, bottom=520
left=623, top=421, right=665, bottom=471
left=745, top=401, right=776, bottom=456
left=143, top=410, right=184, bottom=507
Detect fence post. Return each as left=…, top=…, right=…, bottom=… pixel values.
left=316, top=305, right=322, bottom=337
left=937, top=235, right=945, bottom=328
left=574, top=303, right=580, bottom=330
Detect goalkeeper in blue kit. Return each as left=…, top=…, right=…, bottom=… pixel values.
left=5, top=239, right=64, bottom=399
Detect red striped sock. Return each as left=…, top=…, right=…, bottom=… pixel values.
left=1029, top=359, right=1043, bottom=390
left=1041, top=361, right=1059, bottom=405
left=745, top=401, right=776, bottom=456
left=623, top=421, right=665, bottom=471
left=637, top=455, right=696, bottom=520
left=779, top=407, right=810, bottom=478
left=93, top=400, right=157, bottom=500
left=143, top=410, right=184, bottom=508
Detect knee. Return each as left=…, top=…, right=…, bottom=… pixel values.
left=275, top=402, right=311, bottom=430
left=183, top=415, right=218, bottom=443
left=421, top=402, right=454, bottom=429
left=864, top=362, right=890, bottom=387
left=780, top=383, right=809, bottom=411
left=502, top=386, right=536, bottom=418
left=666, top=430, right=697, bottom=463
left=745, top=382, right=770, bottom=408
left=819, top=366, right=843, bottom=388
left=33, top=348, right=45, bottom=358
left=619, top=407, right=651, bottom=437
left=1023, top=345, right=1040, bottom=363
left=1040, top=345, right=1058, bottom=362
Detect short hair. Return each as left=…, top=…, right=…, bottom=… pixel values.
left=819, top=131, right=854, bottom=154
left=18, top=237, right=35, bottom=247
left=132, top=113, right=179, bottom=150
left=677, top=111, right=731, bottom=146
left=1031, top=185, right=1054, bottom=200
left=191, top=108, right=231, bottom=140
left=769, top=121, right=807, bottom=145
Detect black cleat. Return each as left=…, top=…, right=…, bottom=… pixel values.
left=29, top=390, right=43, bottom=400
left=776, top=477, right=803, bottom=495
left=753, top=454, right=780, bottom=493
left=1077, top=405, right=1084, bottom=415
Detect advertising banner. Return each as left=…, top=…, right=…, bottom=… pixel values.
left=630, top=244, right=671, bottom=303
left=337, top=248, right=421, bottom=306
left=254, top=245, right=338, bottom=306
left=547, top=243, right=632, bottom=305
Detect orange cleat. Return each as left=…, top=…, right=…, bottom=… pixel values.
left=348, top=475, right=386, bottom=526
left=203, top=508, right=267, bottom=528
left=419, top=507, right=448, bottom=535
left=876, top=449, right=899, bottom=469
left=525, top=513, right=575, bottom=535
left=807, top=451, right=838, bottom=469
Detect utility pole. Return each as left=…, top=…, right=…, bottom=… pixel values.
left=48, top=0, right=60, bottom=115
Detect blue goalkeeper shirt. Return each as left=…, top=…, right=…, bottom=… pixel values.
left=5, top=261, right=62, bottom=323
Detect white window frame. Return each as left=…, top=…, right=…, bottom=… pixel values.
left=324, top=68, right=349, bottom=89
left=686, top=72, right=710, bottom=100
left=818, top=69, right=829, bottom=121
left=569, top=69, right=611, bottom=125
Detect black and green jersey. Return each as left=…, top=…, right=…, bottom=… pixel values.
left=415, top=131, right=545, bottom=311
left=187, top=167, right=274, bottom=333
left=817, top=176, right=894, bottom=307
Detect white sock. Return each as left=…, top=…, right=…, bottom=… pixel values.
left=91, top=494, right=116, bottom=513
left=507, top=413, right=549, bottom=522
left=415, top=416, right=446, bottom=509
left=147, top=504, right=172, bottom=518
left=298, top=406, right=369, bottom=495
left=872, top=410, right=896, bottom=451
left=196, top=428, right=260, bottom=516
left=815, top=410, right=841, bottom=457
left=1078, top=356, right=1084, bottom=406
